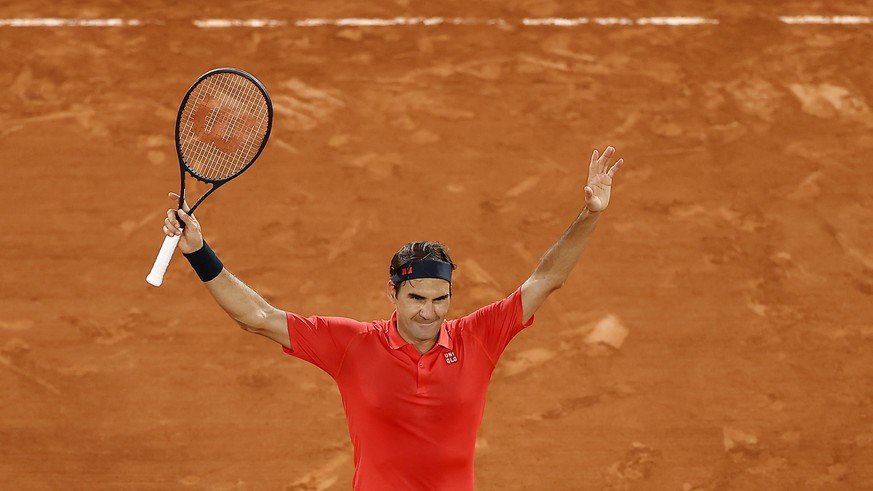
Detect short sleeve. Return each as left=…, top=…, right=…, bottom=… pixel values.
left=457, top=288, right=534, bottom=365
left=283, top=313, right=371, bottom=378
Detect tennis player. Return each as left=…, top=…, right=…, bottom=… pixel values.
left=163, top=145, right=624, bottom=490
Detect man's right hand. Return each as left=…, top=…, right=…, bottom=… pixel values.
left=163, top=192, right=204, bottom=254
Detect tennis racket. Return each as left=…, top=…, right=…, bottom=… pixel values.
left=146, top=67, right=273, bottom=287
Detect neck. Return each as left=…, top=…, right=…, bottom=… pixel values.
left=395, top=322, right=439, bottom=355
left=411, top=338, right=437, bottom=355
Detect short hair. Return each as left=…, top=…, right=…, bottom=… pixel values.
left=389, top=241, right=456, bottom=293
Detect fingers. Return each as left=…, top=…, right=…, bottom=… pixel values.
left=162, top=208, right=201, bottom=237
left=591, top=146, right=616, bottom=172
left=162, top=187, right=201, bottom=242
left=607, top=158, right=624, bottom=177
left=163, top=208, right=183, bottom=237
left=177, top=210, right=204, bottom=251
left=167, top=192, right=191, bottom=212
left=177, top=209, right=198, bottom=230
left=163, top=192, right=195, bottom=238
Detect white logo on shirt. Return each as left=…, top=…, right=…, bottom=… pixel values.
left=444, top=351, right=458, bottom=364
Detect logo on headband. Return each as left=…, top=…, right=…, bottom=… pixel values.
left=401, top=266, right=413, bottom=276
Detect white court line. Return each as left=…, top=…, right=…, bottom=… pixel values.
left=194, top=19, right=286, bottom=28
left=0, top=18, right=132, bottom=27
left=1, top=16, right=872, bottom=28
left=522, top=17, right=719, bottom=26
left=207, top=17, right=717, bottom=27
left=779, top=15, right=873, bottom=24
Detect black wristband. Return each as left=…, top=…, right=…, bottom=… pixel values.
left=183, top=241, right=224, bottom=282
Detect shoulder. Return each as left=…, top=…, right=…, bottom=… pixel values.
left=453, top=288, right=524, bottom=323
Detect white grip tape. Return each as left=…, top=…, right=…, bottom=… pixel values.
left=146, top=234, right=182, bottom=287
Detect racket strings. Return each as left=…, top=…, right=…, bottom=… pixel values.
left=178, top=72, right=270, bottom=181
left=190, top=74, right=266, bottom=178
left=208, top=74, right=259, bottom=177
left=220, top=75, right=267, bottom=177
left=184, top=75, right=266, bottom=179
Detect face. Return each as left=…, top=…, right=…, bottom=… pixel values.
left=389, top=278, right=451, bottom=345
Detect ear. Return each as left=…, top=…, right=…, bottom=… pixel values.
left=387, top=280, right=397, bottom=303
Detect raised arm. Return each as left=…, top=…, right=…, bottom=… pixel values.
left=520, top=146, right=624, bottom=323
left=163, top=193, right=291, bottom=349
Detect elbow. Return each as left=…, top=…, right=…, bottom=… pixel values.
left=235, top=318, right=255, bottom=332
left=233, top=308, right=271, bottom=333
left=539, top=273, right=566, bottom=292
left=544, top=281, right=565, bottom=295
left=526, top=275, right=564, bottom=294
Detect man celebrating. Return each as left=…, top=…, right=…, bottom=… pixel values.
left=162, top=146, right=624, bottom=490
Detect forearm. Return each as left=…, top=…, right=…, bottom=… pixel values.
left=203, top=269, right=277, bottom=328
left=184, top=243, right=278, bottom=329
left=530, top=207, right=602, bottom=290
left=169, top=210, right=289, bottom=346
left=519, top=143, right=623, bottom=323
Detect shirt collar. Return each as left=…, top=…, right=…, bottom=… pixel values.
left=387, top=311, right=453, bottom=351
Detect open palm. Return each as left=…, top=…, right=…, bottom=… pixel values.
left=584, top=146, right=624, bottom=212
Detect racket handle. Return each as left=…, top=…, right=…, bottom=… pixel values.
left=146, top=234, right=182, bottom=287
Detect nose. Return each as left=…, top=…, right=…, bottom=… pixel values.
left=419, top=302, right=436, bottom=321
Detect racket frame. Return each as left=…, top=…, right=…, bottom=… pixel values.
left=146, top=67, right=273, bottom=287
left=174, top=67, right=274, bottom=216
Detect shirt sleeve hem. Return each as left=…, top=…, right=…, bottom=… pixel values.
left=281, top=312, right=299, bottom=356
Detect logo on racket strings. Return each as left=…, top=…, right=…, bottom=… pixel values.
left=191, top=95, right=259, bottom=153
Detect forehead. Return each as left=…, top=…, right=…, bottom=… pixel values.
left=398, top=278, right=451, bottom=297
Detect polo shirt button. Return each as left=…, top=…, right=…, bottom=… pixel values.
left=419, top=363, right=424, bottom=368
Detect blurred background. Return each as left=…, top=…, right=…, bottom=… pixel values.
left=1, top=1, right=872, bottom=489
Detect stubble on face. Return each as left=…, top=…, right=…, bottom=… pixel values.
left=391, top=278, right=451, bottom=351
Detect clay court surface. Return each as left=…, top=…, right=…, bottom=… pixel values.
left=2, top=1, right=873, bottom=490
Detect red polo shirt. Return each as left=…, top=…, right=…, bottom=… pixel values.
left=282, top=288, right=534, bottom=491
